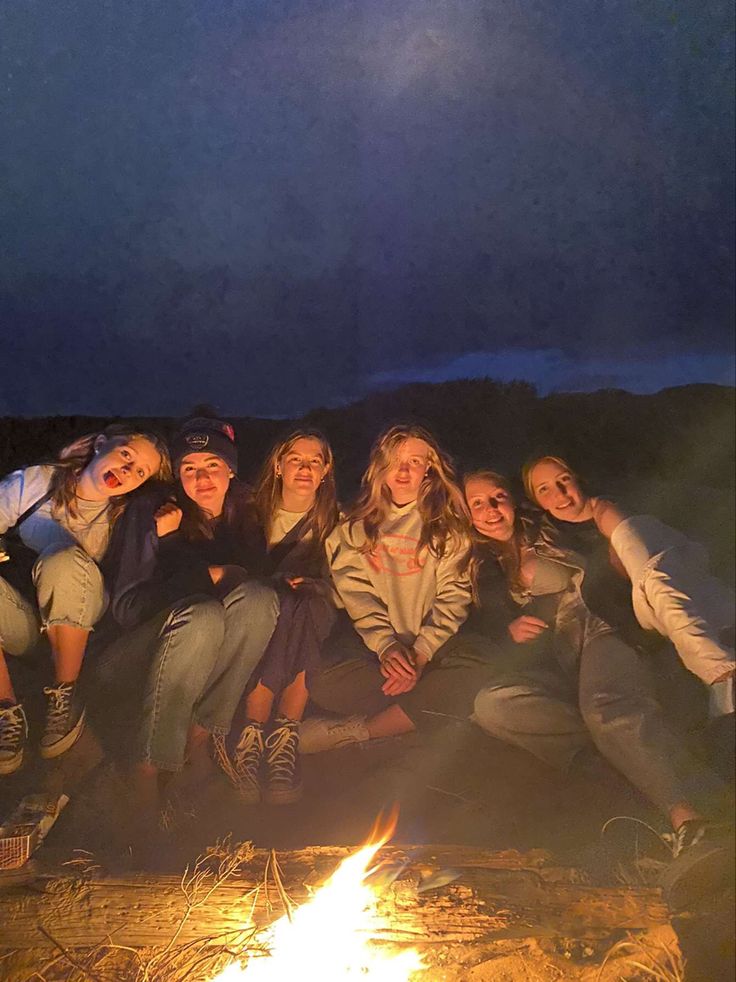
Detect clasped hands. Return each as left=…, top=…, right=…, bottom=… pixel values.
left=379, top=642, right=428, bottom=696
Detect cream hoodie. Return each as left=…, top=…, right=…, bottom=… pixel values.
left=326, top=501, right=472, bottom=660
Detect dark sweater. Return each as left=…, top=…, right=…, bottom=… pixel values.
left=99, top=489, right=268, bottom=635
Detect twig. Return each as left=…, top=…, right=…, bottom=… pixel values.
left=425, top=785, right=475, bottom=805
left=37, top=924, right=105, bottom=982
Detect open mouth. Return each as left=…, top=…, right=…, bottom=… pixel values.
left=103, top=470, right=122, bottom=489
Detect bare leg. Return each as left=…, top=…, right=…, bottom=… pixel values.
left=366, top=703, right=415, bottom=739
left=670, top=802, right=703, bottom=831
left=244, top=681, right=276, bottom=724
left=276, top=671, right=309, bottom=721
left=185, top=722, right=213, bottom=779
left=0, top=651, right=17, bottom=703
left=46, top=624, right=89, bottom=684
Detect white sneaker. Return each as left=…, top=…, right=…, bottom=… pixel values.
left=298, top=715, right=369, bottom=754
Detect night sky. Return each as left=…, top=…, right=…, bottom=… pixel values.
left=1, top=0, right=734, bottom=417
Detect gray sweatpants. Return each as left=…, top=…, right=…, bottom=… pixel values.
left=472, top=631, right=714, bottom=815
left=311, top=617, right=496, bottom=729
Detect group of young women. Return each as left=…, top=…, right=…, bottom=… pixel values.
left=0, top=415, right=733, bottom=856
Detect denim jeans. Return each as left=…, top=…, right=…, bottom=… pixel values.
left=473, top=631, right=718, bottom=815
left=96, top=580, right=279, bottom=771
left=0, top=544, right=106, bottom=654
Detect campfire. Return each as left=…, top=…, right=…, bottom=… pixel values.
left=212, top=817, right=424, bottom=980
left=0, top=810, right=680, bottom=981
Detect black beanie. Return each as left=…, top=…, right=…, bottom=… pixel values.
left=170, top=417, right=238, bottom=475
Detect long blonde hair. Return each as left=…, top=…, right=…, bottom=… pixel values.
left=51, top=424, right=171, bottom=526
left=348, top=424, right=471, bottom=563
left=254, top=429, right=339, bottom=554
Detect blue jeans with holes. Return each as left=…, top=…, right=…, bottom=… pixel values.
left=0, top=544, right=106, bottom=655
left=96, top=580, right=279, bottom=771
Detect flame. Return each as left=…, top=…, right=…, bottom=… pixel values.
left=211, top=811, right=424, bottom=981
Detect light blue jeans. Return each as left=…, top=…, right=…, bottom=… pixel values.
left=96, top=581, right=279, bottom=771
left=0, top=544, right=106, bottom=654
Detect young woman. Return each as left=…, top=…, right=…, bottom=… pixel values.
left=523, top=455, right=735, bottom=719
left=466, top=470, right=726, bottom=851
left=96, top=417, right=279, bottom=822
left=301, top=424, right=488, bottom=753
left=0, top=425, right=169, bottom=775
left=217, top=429, right=339, bottom=805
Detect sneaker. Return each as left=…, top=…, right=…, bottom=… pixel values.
left=40, top=683, right=86, bottom=759
left=215, top=722, right=264, bottom=805
left=264, top=718, right=302, bottom=805
left=659, top=820, right=735, bottom=910
left=0, top=702, right=28, bottom=775
left=298, top=715, right=369, bottom=755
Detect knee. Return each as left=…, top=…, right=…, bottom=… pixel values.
left=34, top=544, right=102, bottom=590
left=473, top=683, right=527, bottom=731
left=226, top=579, right=279, bottom=627
left=165, top=597, right=225, bottom=643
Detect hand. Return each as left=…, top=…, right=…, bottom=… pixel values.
left=284, top=575, right=320, bottom=590
left=589, top=497, right=627, bottom=539
left=209, top=565, right=248, bottom=592
left=154, top=502, right=182, bottom=537
left=380, top=644, right=418, bottom=695
left=508, top=615, right=548, bottom=643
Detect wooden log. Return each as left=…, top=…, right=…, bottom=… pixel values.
left=0, top=845, right=669, bottom=950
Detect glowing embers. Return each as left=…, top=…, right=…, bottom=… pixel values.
left=211, top=814, right=424, bottom=981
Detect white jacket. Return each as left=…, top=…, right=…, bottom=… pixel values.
left=610, top=515, right=735, bottom=688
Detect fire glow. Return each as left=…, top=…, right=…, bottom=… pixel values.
left=211, top=819, right=424, bottom=981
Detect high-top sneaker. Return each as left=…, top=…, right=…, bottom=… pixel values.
left=40, top=682, right=86, bottom=759
left=215, top=722, right=264, bottom=805
left=0, top=702, right=28, bottom=775
left=264, top=718, right=302, bottom=805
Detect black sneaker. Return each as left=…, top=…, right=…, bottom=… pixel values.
left=0, top=702, right=28, bottom=775
left=40, top=683, right=86, bottom=759
left=264, top=718, right=302, bottom=805
left=215, top=722, right=264, bottom=805
left=659, top=820, right=735, bottom=911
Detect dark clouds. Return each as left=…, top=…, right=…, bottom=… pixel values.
left=0, top=0, right=733, bottom=415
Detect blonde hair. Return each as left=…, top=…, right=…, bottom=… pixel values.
left=348, top=424, right=471, bottom=564
left=521, top=454, right=578, bottom=505
left=254, top=429, right=339, bottom=554
left=51, top=425, right=171, bottom=526
left=463, top=469, right=526, bottom=594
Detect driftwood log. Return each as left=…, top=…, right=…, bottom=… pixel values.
left=0, top=845, right=669, bottom=950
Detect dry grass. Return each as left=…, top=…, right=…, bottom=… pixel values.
left=21, top=837, right=273, bottom=982
left=591, top=927, right=685, bottom=982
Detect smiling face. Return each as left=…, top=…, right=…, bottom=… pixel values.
left=529, top=459, right=593, bottom=523
left=78, top=435, right=163, bottom=501
left=278, top=436, right=329, bottom=511
left=178, top=452, right=233, bottom=518
left=464, top=475, right=516, bottom=542
left=383, top=437, right=431, bottom=506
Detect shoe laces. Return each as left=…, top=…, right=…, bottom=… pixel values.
left=265, top=722, right=299, bottom=786
left=43, top=684, right=74, bottom=735
left=233, top=724, right=265, bottom=781
left=0, top=704, right=26, bottom=751
left=662, top=820, right=707, bottom=859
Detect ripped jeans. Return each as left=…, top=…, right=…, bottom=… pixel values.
left=0, top=543, right=106, bottom=655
